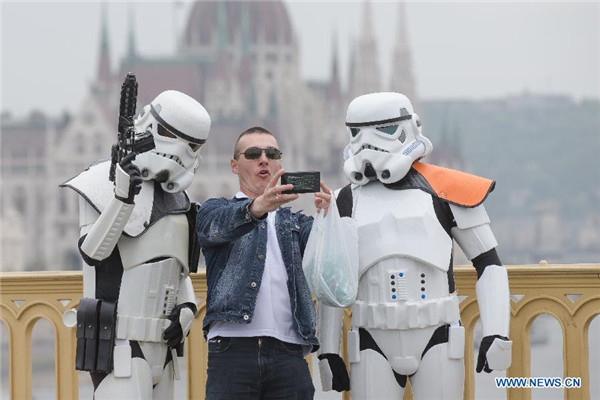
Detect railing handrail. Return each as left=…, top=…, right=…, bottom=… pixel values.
left=1, top=263, right=599, bottom=400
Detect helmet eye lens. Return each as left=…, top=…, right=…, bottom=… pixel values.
left=376, top=125, right=399, bottom=135
left=189, top=143, right=202, bottom=152
left=157, top=124, right=177, bottom=139
left=350, top=128, right=361, bottom=137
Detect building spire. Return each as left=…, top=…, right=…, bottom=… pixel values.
left=96, top=3, right=111, bottom=87
left=349, top=0, right=380, bottom=99
left=127, top=4, right=137, bottom=58
left=328, top=28, right=341, bottom=100
left=389, top=0, right=418, bottom=109
left=347, top=35, right=355, bottom=92
left=361, top=0, right=375, bottom=42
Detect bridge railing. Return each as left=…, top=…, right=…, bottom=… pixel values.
left=1, top=263, right=599, bottom=399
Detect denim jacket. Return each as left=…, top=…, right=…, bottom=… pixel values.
left=196, top=196, right=319, bottom=349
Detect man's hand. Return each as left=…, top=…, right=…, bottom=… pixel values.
left=249, top=169, right=299, bottom=218
left=318, top=353, right=350, bottom=392
left=163, top=303, right=197, bottom=347
left=114, top=153, right=142, bottom=204
left=314, top=181, right=332, bottom=216
left=476, top=335, right=512, bottom=373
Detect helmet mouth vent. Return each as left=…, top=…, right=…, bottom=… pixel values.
left=155, top=170, right=170, bottom=183
left=355, top=144, right=389, bottom=155
left=364, top=164, right=376, bottom=178
left=155, top=152, right=185, bottom=169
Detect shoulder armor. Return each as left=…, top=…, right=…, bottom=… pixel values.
left=449, top=203, right=490, bottom=229
left=61, top=160, right=190, bottom=237
left=412, top=162, right=495, bottom=207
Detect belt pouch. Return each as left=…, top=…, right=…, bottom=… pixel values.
left=96, top=301, right=117, bottom=373
left=76, top=297, right=101, bottom=371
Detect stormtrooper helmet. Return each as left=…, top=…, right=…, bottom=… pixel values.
left=343, top=92, right=432, bottom=185
left=134, top=90, right=211, bottom=193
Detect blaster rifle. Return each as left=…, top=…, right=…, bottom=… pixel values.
left=109, top=72, right=155, bottom=182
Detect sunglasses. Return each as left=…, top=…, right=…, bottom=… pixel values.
left=237, top=146, right=282, bottom=160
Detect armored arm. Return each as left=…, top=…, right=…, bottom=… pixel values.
left=79, top=155, right=142, bottom=263
left=163, top=275, right=197, bottom=349
left=450, top=204, right=512, bottom=373
left=317, top=303, right=350, bottom=392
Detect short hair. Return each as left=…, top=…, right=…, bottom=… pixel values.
left=233, top=126, right=274, bottom=159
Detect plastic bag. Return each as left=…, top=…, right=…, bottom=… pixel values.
left=302, top=195, right=358, bottom=308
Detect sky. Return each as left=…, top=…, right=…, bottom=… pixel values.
left=1, top=0, right=599, bottom=118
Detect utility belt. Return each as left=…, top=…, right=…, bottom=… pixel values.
left=115, top=315, right=171, bottom=342
left=352, top=294, right=460, bottom=330
left=75, top=297, right=117, bottom=373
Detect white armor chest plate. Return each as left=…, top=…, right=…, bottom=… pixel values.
left=350, top=183, right=459, bottom=330
left=353, top=183, right=452, bottom=275
left=118, top=213, right=189, bottom=272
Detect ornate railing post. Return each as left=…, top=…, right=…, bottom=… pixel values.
left=0, top=272, right=81, bottom=399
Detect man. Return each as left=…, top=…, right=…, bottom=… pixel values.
left=61, top=89, right=210, bottom=399
left=317, top=92, right=512, bottom=399
left=196, top=126, right=331, bottom=400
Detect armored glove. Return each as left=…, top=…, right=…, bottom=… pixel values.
left=318, top=353, right=350, bottom=392
left=476, top=334, right=512, bottom=373
left=163, top=303, right=197, bottom=347
left=114, top=152, right=142, bottom=204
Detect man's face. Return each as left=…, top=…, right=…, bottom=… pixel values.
left=231, top=133, right=282, bottom=198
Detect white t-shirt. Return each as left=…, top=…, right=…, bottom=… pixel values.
left=207, top=193, right=307, bottom=346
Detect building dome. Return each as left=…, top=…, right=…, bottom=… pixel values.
left=182, top=1, right=294, bottom=48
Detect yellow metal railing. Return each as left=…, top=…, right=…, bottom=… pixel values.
left=1, top=263, right=599, bottom=400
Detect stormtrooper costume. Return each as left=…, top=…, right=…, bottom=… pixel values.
left=61, top=90, right=211, bottom=399
left=317, top=92, right=512, bottom=399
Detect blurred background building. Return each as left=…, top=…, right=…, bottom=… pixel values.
left=1, top=0, right=599, bottom=271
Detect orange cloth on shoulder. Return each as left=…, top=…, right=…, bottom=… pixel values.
left=412, top=161, right=495, bottom=207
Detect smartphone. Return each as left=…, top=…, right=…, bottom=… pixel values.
left=281, top=171, right=321, bottom=194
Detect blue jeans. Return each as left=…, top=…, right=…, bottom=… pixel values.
left=205, top=336, right=315, bottom=400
